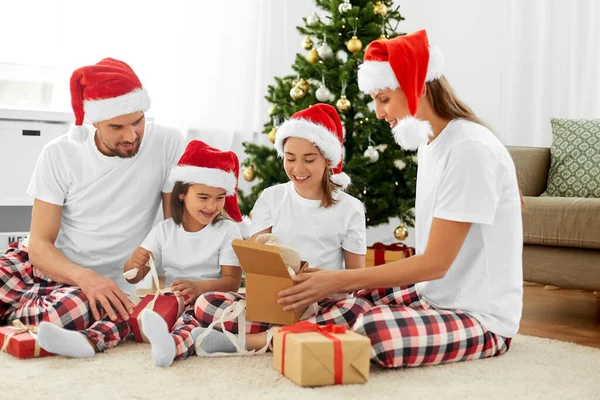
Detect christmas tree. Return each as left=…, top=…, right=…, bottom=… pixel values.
left=238, top=0, right=416, bottom=237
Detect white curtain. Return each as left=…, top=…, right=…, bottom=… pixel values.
left=399, top=0, right=600, bottom=147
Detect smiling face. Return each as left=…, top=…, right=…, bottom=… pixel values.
left=283, top=137, right=329, bottom=197
left=93, top=111, right=145, bottom=158
left=178, top=184, right=227, bottom=230
left=371, top=88, right=413, bottom=129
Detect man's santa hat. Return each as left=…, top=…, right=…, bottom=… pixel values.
left=357, top=30, right=444, bottom=146
left=168, top=140, right=242, bottom=222
left=69, top=57, right=151, bottom=141
left=274, top=103, right=351, bottom=189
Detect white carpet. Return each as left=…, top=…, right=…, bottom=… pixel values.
left=1, top=334, right=599, bottom=399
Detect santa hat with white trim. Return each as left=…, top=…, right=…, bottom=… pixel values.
left=69, top=57, right=151, bottom=141
left=274, top=103, right=351, bottom=189
left=357, top=30, right=444, bottom=147
left=169, top=140, right=242, bottom=222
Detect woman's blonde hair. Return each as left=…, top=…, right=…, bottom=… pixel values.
left=425, top=76, right=484, bottom=126
left=171, top=181, right=230, bottom=225
left=427, top=76, right=525, bottom=210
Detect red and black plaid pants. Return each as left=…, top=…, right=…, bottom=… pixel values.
left=0, top=242, right=130, bottom=351
left=353, top=286, right=512, bottom=368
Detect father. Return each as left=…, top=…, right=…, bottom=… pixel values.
left=0, top=58, right=185, bottom=356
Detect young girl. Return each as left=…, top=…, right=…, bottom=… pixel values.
left=193, top=104, right=372, bottom=353
left=36, top=140, right=243, bottom=365
left=278, top=30, right=523, bottom=368
left=125, top=140, right=244, bottom=367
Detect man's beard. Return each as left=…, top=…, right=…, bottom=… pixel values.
left=391, top=116, right=434, bottom=150
left=98, top=130, right=142, bottom=158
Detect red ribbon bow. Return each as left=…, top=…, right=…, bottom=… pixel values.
left=371, top=242, right=411, bottom=265
left=279, top=321, right=346, bottom=384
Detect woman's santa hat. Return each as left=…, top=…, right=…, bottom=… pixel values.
left=69, top=57, right=151, bottom=141
left=357, top=30, right=444, bottom=149
left=168, top=140, right=242, bottom=222
left=274, top=103, right=351, bottom=189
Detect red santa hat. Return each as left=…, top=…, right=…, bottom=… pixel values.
left=168, top=140, right=242, bottom=222
left=69, top=58, right=151, bottom=140
left=274, top=104, right=351, bottom=189
left=357, top=30, right=444, bottom=113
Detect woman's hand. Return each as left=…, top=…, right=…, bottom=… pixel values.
left=171, top=280, right=203, bottom=305
left=277, top=270, right=343, bottom=311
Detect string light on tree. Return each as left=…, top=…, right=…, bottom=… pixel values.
left=394, top=224, right=409, bottom=240
left=243, top=166, right=256, bottom=182
left=307, top=12, right=320, bottom=25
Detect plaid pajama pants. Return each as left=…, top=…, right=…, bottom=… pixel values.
left=171, top=304, right=201, bottom=359
left=353, top=285, right=512, bottom=368
left=194, top=291, right=371, bottom=335
left=0, top=242, right=130, bottom=352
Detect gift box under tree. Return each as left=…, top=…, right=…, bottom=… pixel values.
left=366, top=242, right=415, bottom=267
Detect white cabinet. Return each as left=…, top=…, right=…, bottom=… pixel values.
left=0, top=108, right=72, bottom=206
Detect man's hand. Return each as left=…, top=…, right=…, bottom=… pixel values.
left=72, top=269, right=134, bottom=321
left=171, top=280, right=203, bottom=305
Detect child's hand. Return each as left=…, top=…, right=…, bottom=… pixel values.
left=123, top=247, right=152, bottom=283
left=171, top=280, right=203, bottom=305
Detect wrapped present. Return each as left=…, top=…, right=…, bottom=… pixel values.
left=366, top=242, right=415, bottom=267
left=0, top=320, right=53, bottom=359
left=129, top=293, right=184, bottom=343
left=273, top=321, right=371, bottom=387
left=127, top=255, right=185, bottom=343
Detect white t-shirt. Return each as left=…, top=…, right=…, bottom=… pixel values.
left=27, top=122, right=185, bottom=292
left=250, top=182, right=366, bottom=270
left=140, top=218, right=241, bottom=287
left=414, top=119, right=523, bottom=338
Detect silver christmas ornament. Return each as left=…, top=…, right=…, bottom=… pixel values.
left=316, top=85, right=333, bottom=102
left=338, top=1, right=352, bottom=14
left=307, top=12, right=320, bottom=25
left=364, top=146, right=379, bottom=163
left=317, top=43, right=333, bottom=59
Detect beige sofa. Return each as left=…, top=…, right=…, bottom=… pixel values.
left=507, top=147, right=600, bottom=303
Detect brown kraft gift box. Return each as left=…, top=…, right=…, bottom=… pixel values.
left=272, top=321, right=371, bottom=387
left=232, top=239, right=309, bottom=325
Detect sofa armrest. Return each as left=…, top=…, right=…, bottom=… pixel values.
left=506, top=146, right=550, bottom=197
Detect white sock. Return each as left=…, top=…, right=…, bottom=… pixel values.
left=141, top=310, right=176, bottom=367
left=194, top=328, right=238, bottom=354
left=37, top=322, right=95, bottom=358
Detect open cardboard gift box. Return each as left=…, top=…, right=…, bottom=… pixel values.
left=232, top=239, right=310, bottom=326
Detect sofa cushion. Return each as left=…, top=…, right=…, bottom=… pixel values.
left=523, top=196, right=600, bottom=249
left=543, top=118, right=600, bottom=198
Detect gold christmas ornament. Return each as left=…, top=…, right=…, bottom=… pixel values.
left=379, top=34, right=387, bottom=40
left=307, top=48, right=319, bottom=63
left=249, top=210, right=253, bottom=219
left=347, top=36, right=363, bottom=53
left=394, top=224, right=409, bottom=241
left=290, top=86, right=305, bottom=100
left=243, top=166, right=256, bottom=182
left=268, top=104, right=277, bottom=116
left=373, top=1, right=388, bottom=16
left=268, top=127, right=277, bottom=144
left=336, top=95, right=351, bottom=112
left=301, top=36, right=313, bottom=50
left=296, top=78, right=310, bottom=93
